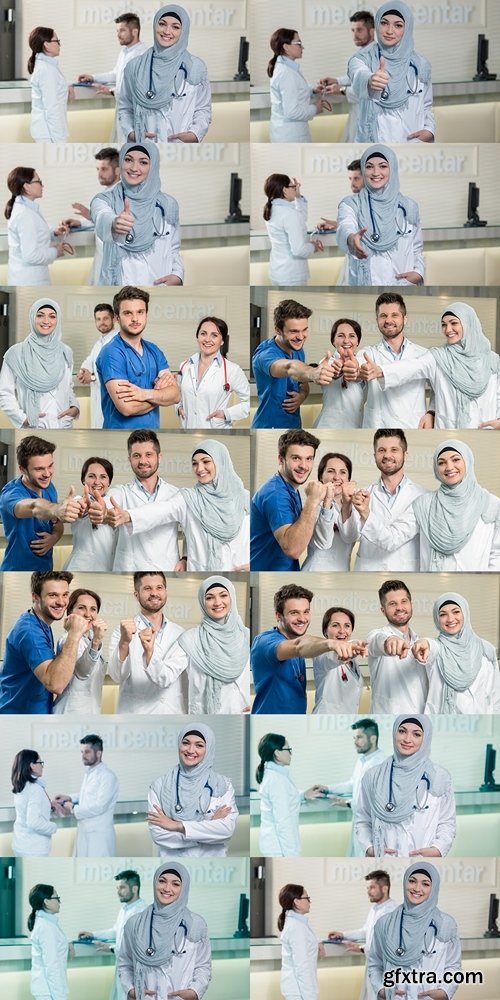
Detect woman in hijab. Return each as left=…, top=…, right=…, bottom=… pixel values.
left=0, top=299, right=78, bottom=429
left=356, top=439, right=500, bottom=571
left=278, top=882, right=321, bottom=1000
left=348, top=3, right=435, bottom=143
left=118, top=5, right=211, bottom=143
left=336, top=145, right=424, bottom=286
left=368, top=863, right=461, bottom=1000
left=355, top=715, right=456, bottom=858
left=118, top=863, right=211, bottom=1000
left=102, top=439, right=250, bottom=571
left=12, top=750, right=57, bottom=857
left=256, top=732, right=320, bottom=857
left=147, top=724, right=238, bottom=856
left=178, top=577, right=250, bottom=713
left=263, top=173, right=324, bottom=286
left=90, top=140, right=183, bottom=286
left=363, top=302, right=500, bottom=428
left=412, top=593, right=500, bottom=715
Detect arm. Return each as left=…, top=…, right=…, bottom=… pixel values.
left=180, top=936, right=212, bottom=1000
left=57, top=633, right=102, bottom=680
left=107, top=625, right=133, bottom=683
left=32, top=616, right=89, bottom=695
left=268, top=354, right=335, bottom=387
left=73, top=769, right=118, bottom=821
left=13, top=488, right=82, bottom=523
left=286, top=920, right=319, bottom=999
left=367, top=926, right=386, bottom=999
left=38, top=922, right=68, bottom=999
left=263, top=776, right=303, bottom=855
left=25, top=791, right=57, bottom=837
left=117, top=923, right=135, bottom=996
left=17, top=210, right=58, bottom=267
left=377, top=352, right=434, bottom=391
left=360, top=504, right=419, bottom=553
left=272, top=481, right=327, bottom=560
left=286, top=205, right=316, bottom=260
left=439, top=937, right=462, bottom=1000
left=143, top=637, right=188, bottom=690
left=308, top=504, right=337, bottom=551
left=223, top=366, right=251, bottom=424
left=117, top=68, right=135, bottom=139
left=280, top=72, right=318, bottom=123
left=182, top=783, right=238, bottom=843
left=37, top=64, right=68, bottom=141
left=158, top=220, right=184, bottom=284
left=353, top=777, right=374, bottom=855
left=335, top=200, right=361, bottom=255
left=104, top=379, right=155, bottom=417
left=0, top=361, right=28, bottom=427
left=185, top=74, right=212, bottom=142
left=488, top=522, right=500, bottom=572
left=428, top=786, right=456, bottom=858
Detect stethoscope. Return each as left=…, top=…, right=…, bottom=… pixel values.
left=395, top=911, right=438, bottom=957
left=378, top=47, right=421, bottom=100
left=180, top=354, right=231, bottom=392
left=145, top=914, right=188, bottom=957
left=385, top=761, right=431, bottom=813
left=123, top=190, right=170, bottom=245
left=146, top=53, right=188, bottom=99
left=173, top=765, right=214, bottom=816
left=367, top=195, right=409, bottom=243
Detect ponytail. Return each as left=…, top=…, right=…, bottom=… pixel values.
left=4, top=166, right=36, bottom=220
left=268, top=28, right=298, bottom=78
left=277, top=907, right=287, bottom=932
left=277, top=883, right=305, bottom=932
left=267, top=54, right=278, bottom=78
left=27, top=884, right=54, bottom=932
left=4, top=195, right=16, bottom=221
left=28, top=26, right=55, bottom=75
left=255, top=732, right=286, bottom=784
left=27, top=909, right=37, bottom=932
left=255, top=760, right=265, bottom=784
left=263, top=198, right=273, bottom=222
left=263, top=173, right=291, bottom=221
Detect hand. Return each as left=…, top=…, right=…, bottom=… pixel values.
left=167, top=131, right=199, bottom=142
left=317, top=76, right=338, bottom=88
left=67, top=86, right=75, bottom=102
left=282, top=391, right=304, bottom=413
left=409, top=847, right=441, bottom=857
left=328, top=930, right=344, bottom=940
left=91, top=619, right=108, bottom=644
left=311, top=238, right=324, bottom=252
left=316, top=99, right=332, bottom=113
left=479, top=419, right=500, bottom=429
left=68, top=943, right=76, bottom=960
left=154, top=369, right=176, bottom=389
left=341, top=348, right=359, bottom=382
left=347, top=228, right=368, bottom=259
left=407, top=129, right=434, bottom=142
left=341, top=480, right=358, bottom=503
left=318, top=942, right=326, bottom=960
left=55, top=242, right=74, bottom=257
left=127, top=132, right=136, bottom=141
left=86, top=487, right=106, bottom=526
left=394, top=271, right=423, bottom=284
left=94, top=84, right=113, bottom=95
left=167, top=991, right=198, bottom=999
left=351, top=489, right=370, bottom=520
left=127, top=990, right=136, bottom=999
left=206, top=409, right=225, bottom=421
left=232, top=563, right=250, bottom=571
left=383, top=848, right=398, bottom=855
left=412, top=639, right=430, bottom=664
left=417, top=991, right=448, bottom=999
left=138, top=626, right=156, bottom=659
left=366, top=847, right=375, bottom=857
left=114, top=380, right=147, bottom=403
left=72, top=202, right=91, bottom=221
left=53, top=223, right=70, bottom=236
left=106, top=495, right=131, bottom=528
left=178, top=406, right=186, bottom=421
left=77, top=367, right=92, bottom=384
left=78, top=74, right=94, bottom=82
left=112, top=198, right=135, bottom=236
left=418, top=411, right=434, bottom=429
left=94, top=942, right=112, bottom=952
left=322, top=482, right=336, bottom=507
left=147, top=804, right=182, bottom=830
left=174, top=557, right=187, bottom=573
left=78, top=931, right=93, bottom=939
left=383, top=636, right=410, bottom=659
left=359, top=351, right=382, bottom=381
left=332, top=639, right=364, bottom=661
left=305, top=480, right=328, bottom=503
left=120, top=619, right=137, bottom=644
left=314, top=351, right=335, bottom=385
left=369, top=57, right=389, bottom=92
left=329, top=796, right=349, bottom=807
left=316, top=217, right=337, bottom=231
left=29, top=531, right=57, bottom=556
left=64, top=613, right=90, bottom=639
left=153, top=275, right=183, bottom=285
left=343, top=941, right=363, bottom=953
left=303, top=785, right=324, bottom=800
left=57, top=486, right=84, bottom=523
left=209, top=804, right=232, bottom=820
left=57, top=407, right=77, bottom=420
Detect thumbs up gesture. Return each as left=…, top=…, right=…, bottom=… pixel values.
left=112, top=196, right=135, bottom=236
left=106, top=495, right=131, bottom=528
left=56, top=485, right=82, bottom=523
left=87, top=489, right=107, bottom=526
left=314, top=350, right=335, bottom=385
left=341, top=347, right=359, bottom=382
left=359, top=351, right=383, bottom=381
left=369, top=56, right=390, bottom=92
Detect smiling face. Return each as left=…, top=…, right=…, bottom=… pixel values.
left=129, top=441, right=161, bottom=481
left=122, top=150, right=150, bottom=186
left=374, top=435, right=406, bottom=477
left=406, top=872, right=432, bottom=904
left=381, top=588, right=412, bottom=629
left=156, top=871, right=182, bottom=905
left=155, top=14, right=182, bottom=47
left=33, top=580, right=70, bottom=623
left=320, top=457, right=350, bottom=493
left=192, top=453, right=216, bottom=484
left=34, top=306, right=58, bottom=336
left=395, top=722, right=424, bottom=757
left=277, top=598, right=310, bottom=639
left=179, top=734, right=207, bottom=767
left=441, top=314, right=464, bottom=345
left=436, top=450, right=466, bottom=486
left=325, top=611, right=353, bottom=641
left=364, top=156, right=390, bottom=189
left=204, top=585, right=231, bottom=619
left=376, top=302, right=406, bottom=341
left=83, top=462, right=110, bottom=497
left=333, top=323, right=358, bottom=357
left=197, top=321, right=224, bottom=357
left=71, top=594, right=98, bottom=627
left=378, top=13, right=405, bottom=46
left=279, top=444, right=315, bottom=487
left=135, top=574, right=167, bottom=615
left=276, top=316, right=309, bottom=355
left=94, top=308, right=115, bottom=334
left=21, top=452, right=54, bottom=492
left=438, top=602, right=464, bottom=634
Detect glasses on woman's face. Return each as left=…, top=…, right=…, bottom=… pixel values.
left=28, top=178, right=43, bottom=186
left=290, top=40, right=304, bottom=47
left=50, top=895, right=61, bottom=901
left=49, top=38, right=61, bottom=44
left=300, top=895, right=311, bottom=901
left=34, top=760, right=44, bottom=765
left=282, top=746, right=292, bottom=753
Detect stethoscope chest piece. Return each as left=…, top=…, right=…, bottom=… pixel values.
left=125, top=233, right=134, bottom=244
left=371, top=233, right=380, bottom=243
left=146, top=89, right=156, bottom=100
left=396, top=946, right=405, bottom=957
left=385, top=801, right=395, bottom=812
left=174, top=803, right=183, bottom=813
left=146, top=946, right=155, bottom=957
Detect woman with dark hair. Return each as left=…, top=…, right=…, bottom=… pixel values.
left=12, top=750, right=56, bottom=856
left=256, top=732, right=319, bottom=856
left=177, top=316, right=250, bottom=428
left=53, top=588, right=108, bottom=714
left=147, top=723, right=238, bottom=856
left=118, top=863, right=211, bottom=1000
left=263, top=174, right=324, bottom=286
left=314, top=319, right=365, bottom=427
left=28, top=882, right=69, bottom=1000
left=28, top=25, right=70, bottom=142
left=302, top=452, right=359, bottom=572
left=268, top=27, right=330, bottom=143
left=312, top=607, right=365, bottom=714
left=5, top=167, right=72, bottom=285
left=64, top=457, right=115, bottom=572
left=278, top=882, right=321, bottom=1000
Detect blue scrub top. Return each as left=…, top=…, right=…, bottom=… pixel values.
left=96, top=334, right=169, bottom=429
left=250, top=474, right=302, bottom=571
left=0, top=610, right=55, bottom=714
left=251, top=627, right=307, bottom=714
left=251, top=338, right=304, bottom=429
left=0, top=477, right=58, bottom=571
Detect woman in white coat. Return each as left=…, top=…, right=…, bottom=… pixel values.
left=5, top=167, right=73, bottom=285
left=413, top=592, right=500, bottom=715
left=268, top=27, right=329, bottom=143
left=312, top=607, right=364, bottom=714
left=53, top=589, right=108, bottom=714
left=12, top=750, right=57, bottom=857
left=178, top=576, right=250, bottom=713
left=302, top=452, right=359, bottom=571
left=148, top=724, right=238, bottom=857
left=63, top=457, right=116, bottom=571
left=256, top=733, right=319, bottom=857
left=264, top=174, right=324, bottom=286
left=278, top=883, right=321, bottom=1000
left=28, top=26, right=70, bottom=142
left=336, top=145, right=424, bottom=286
left=28, top=883, right=69, bottom=1000
left=177, top=316, right=250, bottom=429
left=314, top=318, right=365, bottom=428
left=0, top=299, right=79, bottom=429
left=369, top=863, right=461, bottom=1000
left=118, top=863, right=211, bottom=1000
left=118, top=4, right=211, bottom=143
left=355, top=715, right=456, bottom=858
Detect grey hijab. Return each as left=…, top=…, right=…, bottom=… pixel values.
left=181, top=440, right=249, bottom=570
left=3, top=299, right=72, bottom=426
left=155, top=722, right=228, bottom=820
left=432, top=592, right=497, bottom=712
left=374, top=862, right=457, bottom=968
left=432, top=303, right=500, bottom=426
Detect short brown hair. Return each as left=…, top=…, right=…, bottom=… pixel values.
left=115, top=13, right=140, bottom=32
left=274, top=299, right=313, bottom=332
left=31, top=571, right=73, bottom=598
left=373, top=428, right=408, bottom=451
left=17, top=436, right=55, bottom=471
left=375, top=292, right=406, bottom=316
left=133, top=571, right=166, bottom=589
left=127, top=429, right=161, bottom=454
left=366, top=869, right=391, bottom=890
left=278, top=429, right=320, bottom=460
left=95, top=148, right=119, bottom=167
left=274, top=583, right=313, bottom=617
left=113, top=286, right=150, bottom=314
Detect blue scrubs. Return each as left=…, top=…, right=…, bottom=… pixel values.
left=96, top=334, right=169, bottom=429
left=251, top=627, right=307, bottom=714
left=251, top=474, right=302, bottom=571
left=0, top=610, right=55, bottom=714
left=0, top=477, right=58, bottom=571
left=251, top=338, right=305, bottom=429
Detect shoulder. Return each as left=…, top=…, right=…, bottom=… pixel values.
left=252, top=628, right=282, bottom=653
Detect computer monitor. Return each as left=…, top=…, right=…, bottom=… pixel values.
left=225, top=172, right=250, bottom=223
left=480, top=743, right=500, bottom=790
left=234, top=893, right=250, bottom=937
left=484, top=893, right=500, bottom=937
left=234, top=36, right=250, bottom=81
left=473, top=34, right=497, bottom=81
left=464, top=181, right=487, bottom=227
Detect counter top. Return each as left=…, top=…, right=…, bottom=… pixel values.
left=251, top=79, right=500, bottom=111
left=0, top=936, right=249, bottom=962
left=251, top=935, right=500, bottom=961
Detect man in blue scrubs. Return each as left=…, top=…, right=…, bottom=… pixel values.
left=251, top=583, right=363, bottom=714
left=96, top=285, right=180, bottom=429
left=0, top=435, right=84, bottom=571
left=251, top=298, right=335, bottom=428
left=251, top=428, right=332, bottom=571
left=0, top=571, right=90, bottom=713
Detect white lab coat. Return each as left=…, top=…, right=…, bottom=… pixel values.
left=177, top=352, right=250, bottom=428
left=188, top=657, right=250, bottom=713
left=312, top=653, right=363, bottom=714
left=30, top=911, right=68, bottom=1000
left=13, top=779, right=57, bottom=857
left=353, top=477, right=425, bottom=572
left=343, top=898, right=399, bottom=1000
left=336, top=199, right=424, bottom=286
left=367, top=625, right=428, bottom=714
left=0, top=359, right=78, bottom=429
left=361, top=501, right=500, bottom=572
left=327, top=749, right=387, bottom=857
left=63, top=495, right=116, bottom=572
left=128, top=493, right=249, bottom=571
left=350, top=57, right=435, bottom=142
left=358, top=339, right=430, bottom=428
left=72, top=761, right=119, bottom=857
left=91, top=41, right=147, bottom=141
left=118, top=69, right=212, bottom=143
left=266, top=197, right=316, bottom=286
left=30, top=55, right=68, bottom=142
left=270, top=58, right=317, bottom=143
left=91, top=199, right=184, bottom=285
left=53, top=633, right=106, bottom=714
left=258, top=763, right=302, bottom=857
left=107, top=616, right=188, bottom=714
left=119, top=924, right=211, bottom=999
left=424, top=640, right=500, bottom=714
left=280, top=911, right=318, bottom=1000
left=381, top=350, right=500, bottom=429
left=355, top=766, right=456, bottom=857
left=148, top=775, right=238, bottom=856
left=368, top=932, right=461, bottom=1000
left=79, top=330, right=117, bottom=428
left=108, top=480, right=181, bottom=571
left=7, top=198, right=58, bottom=286
left=313, top=357, right=365, bottom=427
left=92, top=898, right=148, bottom=1000
left=302, top=501, right=358, bottom=571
